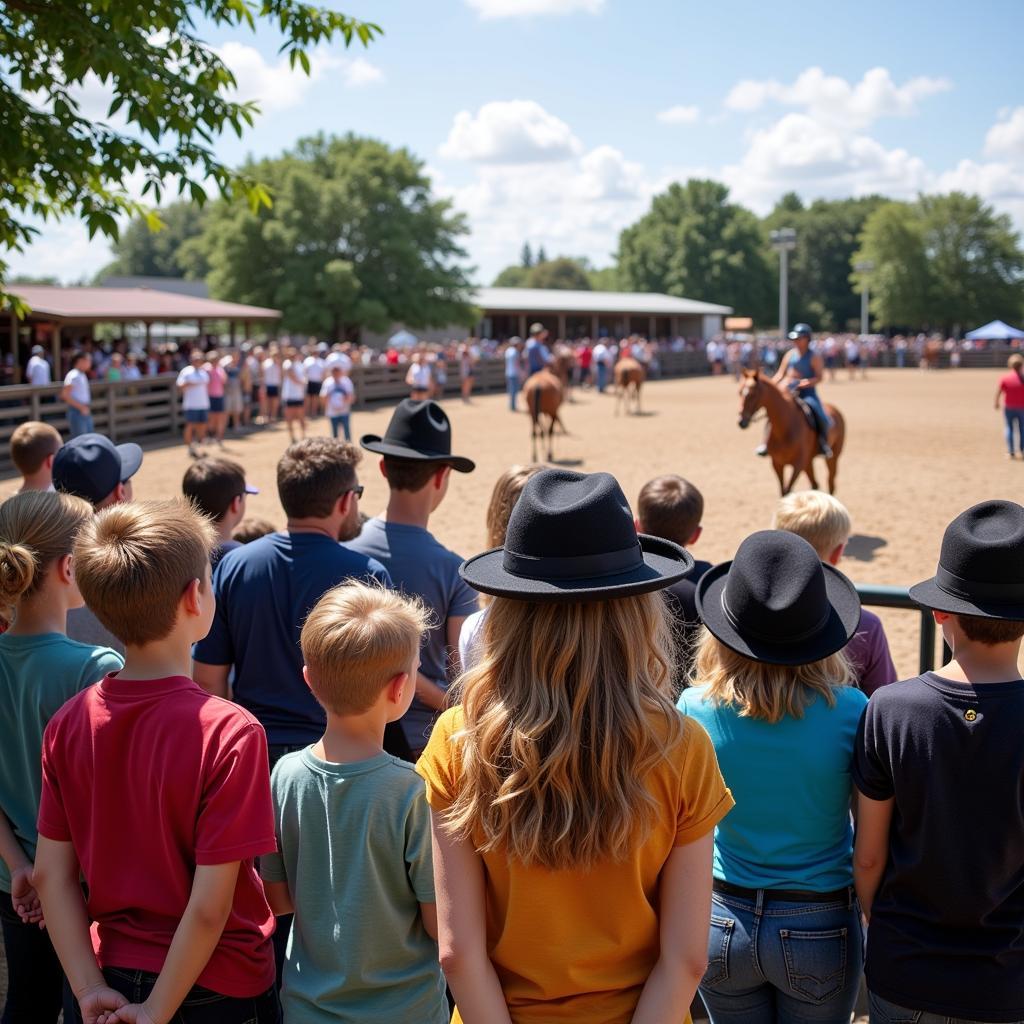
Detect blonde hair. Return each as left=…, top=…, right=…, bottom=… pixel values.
left=485, top=465, right=544, bottom=549
left=1009, top=354, right=1024, bottom=370
left=74, top=499, right=215, bottom=646
left=693, top=631, right=853, bottom=723
left=445, top=593, right=681, bottom=870
left=301, top=581, right=430, bottom=715
left=0, top=491, right=93, bottom=606
left=772, top=491, right=851, bottom=559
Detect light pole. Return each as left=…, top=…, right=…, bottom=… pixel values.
left=855, top=260, right=874, bottom=337
left=770, top=228, right=797, bottom=336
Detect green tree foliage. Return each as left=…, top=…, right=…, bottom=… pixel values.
left=185, top=134, right=475, bottom=339
left=763, top=193, right=886, bottom=330
left=526, top=257, right=591, bottom=291
left=853, top=193, right=1024, bottom=331
left=98, top=201, right=208, bottom=280
left=493, top=265, right=530, bottom=287
left=587, top=265, right=622, bottom=291
left=520, top=242, right=534, bottom=268
left=0, top=0, right=380, bottom=306
left=617, top=179, right=773, bottom=319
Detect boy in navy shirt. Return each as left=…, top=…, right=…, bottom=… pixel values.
left=853, top=500, right=1024, bottom=1024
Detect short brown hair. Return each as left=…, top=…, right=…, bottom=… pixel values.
left=772, top=491, right=852, bottom=559
left=956, top=614, right=1024, bottom=645
left=277, top=438, right=360, bottom=519
left=637, top=475, right=703, bottom=546
left=182, top=457, right=248, bottom=523
left=10, top=421, right=62, bottom=476
left=382, top=456, right=444, bottom=493
left=301, top=581, right=430, bottom=715
left=74, top=499, right=215, bottom=646
left=232, top=517, right=278, bottom=544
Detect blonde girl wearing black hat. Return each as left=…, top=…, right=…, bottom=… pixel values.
left=418, top=469, right=734, bottom=1024
left=0, top=492, right=123, bottom=1022
left=678, top=530, right=865, bottom=1024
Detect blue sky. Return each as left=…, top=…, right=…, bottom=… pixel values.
left=11, top=0, right=1024, bottom=285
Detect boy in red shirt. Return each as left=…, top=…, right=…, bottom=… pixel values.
left=33, top=499, right=279, bottom=1024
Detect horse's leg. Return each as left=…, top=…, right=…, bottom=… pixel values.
left=826, top=455, right=838, bottom=494
left=805, top=457, right=820, bottom=491
left=781, top=464, right=801, bottom=495
left=546, top=415, right=555, bottom=461
left=772, top=460, right=787, bottom=495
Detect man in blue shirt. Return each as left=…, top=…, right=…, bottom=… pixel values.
left=524, top=323, right=552, bottom=376
left=193, top=437, right=390, bottom=766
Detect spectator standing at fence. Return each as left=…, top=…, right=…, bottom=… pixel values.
left=9, top=421, right=62, bottom=494
left=182, top=457, right=259, bottom=567
left=61, top=350, right=93, bottom=437
left=503, top=338, right=522, bottom=411
left=406, top=352, right=432, bottom=401
left=592, top=337, right=610, bottom=392
left=853, top=500, right=1024, bottom=1024
left=263, top=346, right=282, bottom=422
left=418, top=469, right=733, bottom=1023
left=26, top=345, right=51, bottom=387
left=773, top=491, right=897, bottom=695
left=994, top=353, right=1024, bottom=459
left=205, top=353, right=227, bottom=448
left=321, top=364, right=355, bottom=441
left=679, top=531, right=866, bottom=1024
left=303, top=344, right=325, bottom=418
left=351, top=400, right=478, bottom=759
left=0, top=491, right=123, bottom=1024
left=177, top=350, right=211, bottom=457
left=458, top=343, right=476, bottom=403
left=281, top=347, right=307, bottom=442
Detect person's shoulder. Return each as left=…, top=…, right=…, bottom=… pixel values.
left=858, top=607, right=886, bottom=632
left=866, top=674, right=931, bottom=712
left=833, top=683, right=869, bottom=714
left=190, top=687, right=267, bottom=739
left=269, top=748, right=310, bottom=790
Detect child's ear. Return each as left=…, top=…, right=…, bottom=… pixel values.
left=58, top=553, right=74, bottom=586
left=302, top=665, right=313, bottom=692
left=387, top=671, right=409, bottom=705
left=827, top=542, right=845, bottom=566
left=182, top=577, right=203, bottom=617
left=634, top=516, right=643, bottom=533
left=378, top=458, right=388, bottom=480
left=45, top=452, right=56, bottom=471
left=687, top=525, right=703, bottom=546
left=933, top=610, right=952, bottom=625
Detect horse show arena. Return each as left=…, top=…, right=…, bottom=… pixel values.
left=10, top=367, right=1018, bottom=678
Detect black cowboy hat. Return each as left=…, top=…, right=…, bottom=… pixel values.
left=460, top=469, right=693, bottom=602
left=361, top=399, right=475, bottom=473
left=697, top=530, right=861, bottom=666
left=909, top=500, right=1024, bottom=620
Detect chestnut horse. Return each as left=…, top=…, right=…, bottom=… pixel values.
left=737, top=370, right=845, bottom=494
left=614, top=357, right=646, bottom=415
left=524, top=367, right=565, bottom=462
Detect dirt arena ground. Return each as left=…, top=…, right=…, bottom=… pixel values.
left=0, top=366, right=1014, bottom=1018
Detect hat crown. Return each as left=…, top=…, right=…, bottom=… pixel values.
left=938, top=501, right=1024, bottom=586
left=723, top=531, right=830, bottom=641
left=52, top=433, right=121, bottom=505
left=383, top=400, right=452, bottom=457
left=504, top=470, right=639, bottom=561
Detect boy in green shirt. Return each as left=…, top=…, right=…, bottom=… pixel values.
left=261, top=582, right=446, bottom=1024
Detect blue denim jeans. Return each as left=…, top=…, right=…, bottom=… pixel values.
left=699, top=888, right=863, bottom=1024
left=596, top=362, right=608, bottom=392
left=506, top=375, right=519, bottom=410
left=868, top=991, right=1024, bottom=1024
left=1004, top=408, right=1024, bottom=455
left=67, top=407, right=94, bottom=437
left=329, top=413, right=351, bottom=441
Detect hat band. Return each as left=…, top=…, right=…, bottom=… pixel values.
left=382, top=438, right=452, bottom=459
left=721, top=589, right=832, bottom=645
left=935, top=565, right=1024, bottom=602
left=503, top=543, right=642, bottom=582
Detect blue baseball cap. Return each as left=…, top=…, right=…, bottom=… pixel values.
left=53, top=433, right=143, bottom=506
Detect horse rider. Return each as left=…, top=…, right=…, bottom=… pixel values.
left=525, top=323, right=553, bottom=376
left=756, top=323, right=833, bottom=459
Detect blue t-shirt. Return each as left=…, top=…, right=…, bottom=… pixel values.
left=346, top=517, right=479, bottom=749
left=678, top=683, right=867, bottom=891
left=193, top=531, right=390, bottom=746
left=0, top=632, right=122, bottom=891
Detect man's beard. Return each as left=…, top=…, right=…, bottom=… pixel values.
left=337, top=505, right=361, bottom=542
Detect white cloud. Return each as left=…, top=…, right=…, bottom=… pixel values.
left=440, top=100, right=583, bottom=163
left=342, top=57, right=384, bottom=87
left=464, top=0, right=603, bottom=19
left=724, top=66, right=951, bottom=129
left=6, top=219, right=113, bottom=285
left=984, top=106, right=1024, bottom=162
left=656, top=104, right=700, bottom=125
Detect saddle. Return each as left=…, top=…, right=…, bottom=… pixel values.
left=794, top=396, right=822, bottom=434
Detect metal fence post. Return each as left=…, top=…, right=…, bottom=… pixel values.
left=919, top=610, right=936, bottom=673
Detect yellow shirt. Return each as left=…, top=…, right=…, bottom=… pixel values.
left=417, top=706, right=734, bottom=1024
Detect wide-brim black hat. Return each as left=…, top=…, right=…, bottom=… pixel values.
left=361, top=398, right=474, bottom=473
left=697, top=530, right=861, bottom=666
left=908, top=500, right=1024, bottom=619
left=459, top=468, right=694, bottom=602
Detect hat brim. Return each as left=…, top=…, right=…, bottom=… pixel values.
left=907, top=578, right=1024, bottom=621
left=459, top=535, right=694, bottom=603
left=116, top=443, right=143, bottom=482
left=244, top=484, right=260, bottom=495
left=360, top=435, right=475, bottom=473
left=696, top=561, right=861, bottom=666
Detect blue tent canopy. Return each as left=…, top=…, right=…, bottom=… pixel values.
left=964, top=319, right=1024, bottom=341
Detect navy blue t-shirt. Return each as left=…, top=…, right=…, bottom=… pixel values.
left=853, top=673, right=1024, bottom=1021
left=193, top=531, right=390, bottom=745
left=663, top=558, right=712, bottom=685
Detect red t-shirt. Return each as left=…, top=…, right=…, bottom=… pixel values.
left=38, top=675, right=276, bottom=997
left=999, top=371, right=1024, bottom=409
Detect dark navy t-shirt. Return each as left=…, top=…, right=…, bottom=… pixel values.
left=193, top=531, right=390, bottom=745
left=853, top=672, right=1024, bottom=1021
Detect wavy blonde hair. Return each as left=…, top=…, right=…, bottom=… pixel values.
left=693, top=630, right=853, bottom=723
left=445, top=593, right=682, bottom=870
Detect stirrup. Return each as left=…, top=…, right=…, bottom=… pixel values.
left=820, top=441, right=833, bottom=459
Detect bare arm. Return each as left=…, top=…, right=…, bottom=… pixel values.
left=995, top=383, right=1004, bottom=409
left=192, top=661, right=230, bottom=700
left=419, top=901, right=438, bottom=941
left=431, top=812, right=512, bottom=1024
left=263, top=879, right=294, bottom=917
left=772, top=350, right=792, bottom=384
left=630, top=833, right=714, bottom=1024
left=853, top=790, right=894, bottom=922
left=0, top=813, right=40, bottom=925
left=61, top=383, right=88, bottom=413
left=415, top=673, right=447, bottom=710
left=804, top=352, right=825, bottom=388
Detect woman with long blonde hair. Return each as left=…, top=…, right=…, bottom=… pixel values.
left=678, top=530, right=865, bottom=1024
left=418, top=469, right=734, bottom=1024
left=0, top=491, right=124, bottom=1022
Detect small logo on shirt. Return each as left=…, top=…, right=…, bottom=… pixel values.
left=964, top=709, right=978, bottom=722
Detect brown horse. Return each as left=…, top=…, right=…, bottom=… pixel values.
left=614, top=357, right=645, bottom=415
left=524, top=367, right=566, bottom=462
left=737, top=370, right=845, bottom=494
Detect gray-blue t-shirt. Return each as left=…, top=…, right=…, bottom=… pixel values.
left=0, top=632, right=123, bottom=891
left=346, top=517, right=479, bottom=748
left=261, top=748, right=446, bottom=1024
